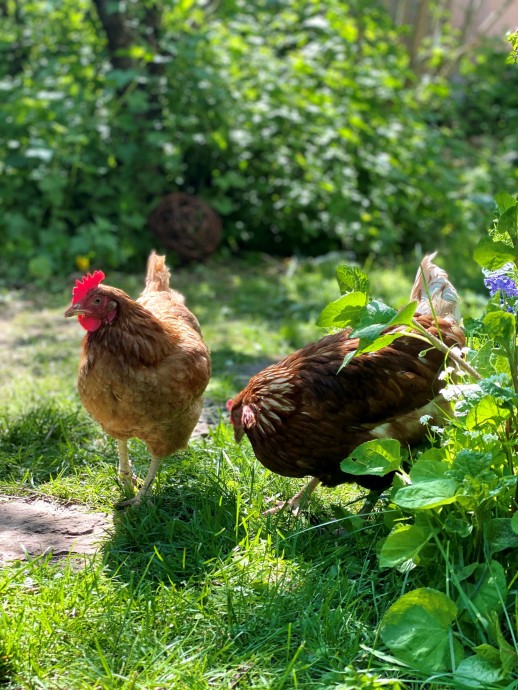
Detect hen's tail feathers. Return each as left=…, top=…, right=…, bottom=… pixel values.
left=144, top=251, right=171, bottom=293
left=410, top=252, right=461, bottom=323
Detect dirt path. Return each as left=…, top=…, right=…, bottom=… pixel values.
left=0, top=495, right=111, bottom=564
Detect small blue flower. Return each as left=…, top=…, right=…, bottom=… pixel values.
left=483, top=274, right=518, bottom=298
left=483, top=269, right=518, bottom=314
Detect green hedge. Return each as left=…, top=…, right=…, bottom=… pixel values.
left=0, top=0, right=515, bottom=283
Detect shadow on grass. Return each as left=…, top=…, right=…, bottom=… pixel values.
left=102, top=444, right=249, bottom=584
left=101, top=428, right=385, bottom=592
left=0, top=403, right=386, bottom=594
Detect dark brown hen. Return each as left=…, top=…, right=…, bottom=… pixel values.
left=227, top=255, right=465, bottom=514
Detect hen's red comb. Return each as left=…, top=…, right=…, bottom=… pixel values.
left=72, top=270, right=106, bottom=304
left=226, top=399, right=234, bottom=412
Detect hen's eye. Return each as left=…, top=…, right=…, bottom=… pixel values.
left=92, top=297, right=102, bottom=305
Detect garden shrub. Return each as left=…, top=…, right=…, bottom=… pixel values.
left=0, top=0, right=515, bottom=284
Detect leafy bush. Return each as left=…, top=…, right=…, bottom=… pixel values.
left=316, top=196, right=518, bottom=684
left=0, top=0, right=514, bottom=284
left=0, top=0, right=166, bottom=282
left=177, top=0, right=501, bottom=264
left=453, top=44, right=518, bottom=140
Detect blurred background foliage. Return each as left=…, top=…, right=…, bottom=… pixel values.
left=0, top=0, right=517, bottom=289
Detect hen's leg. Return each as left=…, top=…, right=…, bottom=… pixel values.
left=117, top=440, right=135, bottom=497
left=358, top=489, right=383, bottom=516
left=116, top=454, right=163, bottom=508
left=263, top=477, right=321, bottom=516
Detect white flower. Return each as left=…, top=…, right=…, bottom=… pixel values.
left=440, top=383, right=483, bottom=402
left=438, top=366, right=455, bottom=381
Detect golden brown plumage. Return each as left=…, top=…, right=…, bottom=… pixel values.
left=227, top=255, right=465, bottom=514
left=65, top=252, right=211, bottom=506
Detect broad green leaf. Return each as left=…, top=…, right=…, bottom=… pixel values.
left=451, top=450, right=494, bottom=478
left=464, top=561, right=507, bottom=621
left=350, top=300, right=398, bottom=335
left=482, top=311, right=515, bottom=346
left=341, top=438, right=401, bottom=476
left=479, top=375, right=518, bottom=404
left=472, top=644, right=501, bottom=665
left=444, top=514, right=473, bottom=538
left=511, top=512, right=518, bottom=535
left=350, top=300, right=418, bottom=338
left=379, top=525, right=431, bottom=568
left=350, top=300, right=418, bottom=353
left=492, top=616, right=518, bottom=675
left=465, top=396, right=510, bottom=430
left=316, top=291, right=368, bottom=329
left=497, top=204, right=518, bottom=242
left=357, top=331, right=405, bottom=353
left=391, top=300, right=419, bottom=327
left=409, top=457, right=449, bottom=482
left=394, top=480, right=457, bottom=510
left=453, top=654, right=505, bottom=689
left=380, top=588, right=461, bottom=673
left=351, top=322, right=387, bottom=342
left=337, top=350, right=357, bottom=373
left=486, top=518, right=518, bottom=554
left=415, top=447, right=447, bottom=463
left=335, top=265, right=369, bottom=296
left=473, top=237, right=515, bottom=270
left=494, top=192, right=516, bottom=214
left=456, top=563, right=479, bottom=582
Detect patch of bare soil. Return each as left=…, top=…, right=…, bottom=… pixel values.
left=0, top=496, right=111, bottom=564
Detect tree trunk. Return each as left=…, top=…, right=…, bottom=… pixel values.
left=91, top=0, right=166, bottom=187
left=91, top=0, right=134, bottom=72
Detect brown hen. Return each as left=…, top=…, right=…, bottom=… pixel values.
left=227, top=255, right=464, bottom=515
left=65, top=252, right=211, bottom=507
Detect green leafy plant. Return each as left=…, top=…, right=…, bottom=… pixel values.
left=317, top=197, right=518, bottom=684
left=0, top=0, right=511, bottom=284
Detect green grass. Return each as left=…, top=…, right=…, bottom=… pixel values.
left=0, top=254, right=482, bottom=689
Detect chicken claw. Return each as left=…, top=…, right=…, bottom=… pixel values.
left=114, top=453, right=163, bottom=509
left=263, top=477, right=321, bottom=516
left=114, top=494, right=143, bottom=509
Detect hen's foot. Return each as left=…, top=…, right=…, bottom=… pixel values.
left=115, top=455, right=162, bottom=509
left=263, top=478, right=321, bottom=516
left=114, top=494, right=144, bottom=510
left=358, top=489, right=382, bottom=516
left=263, top=497, right=300, bottom=516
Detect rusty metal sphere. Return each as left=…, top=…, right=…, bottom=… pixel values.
left=148, top=193, right=222, bottom=261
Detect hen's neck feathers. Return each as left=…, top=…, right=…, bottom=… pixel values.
left=84, top=291, right=186, bottom=365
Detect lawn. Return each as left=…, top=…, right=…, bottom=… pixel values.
left=0, top=253, right=495, bottom=689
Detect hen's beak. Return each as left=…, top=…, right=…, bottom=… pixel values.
left=64, top=303, right=86, bottom=317
left=234, top=427, right=245, bottom=443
